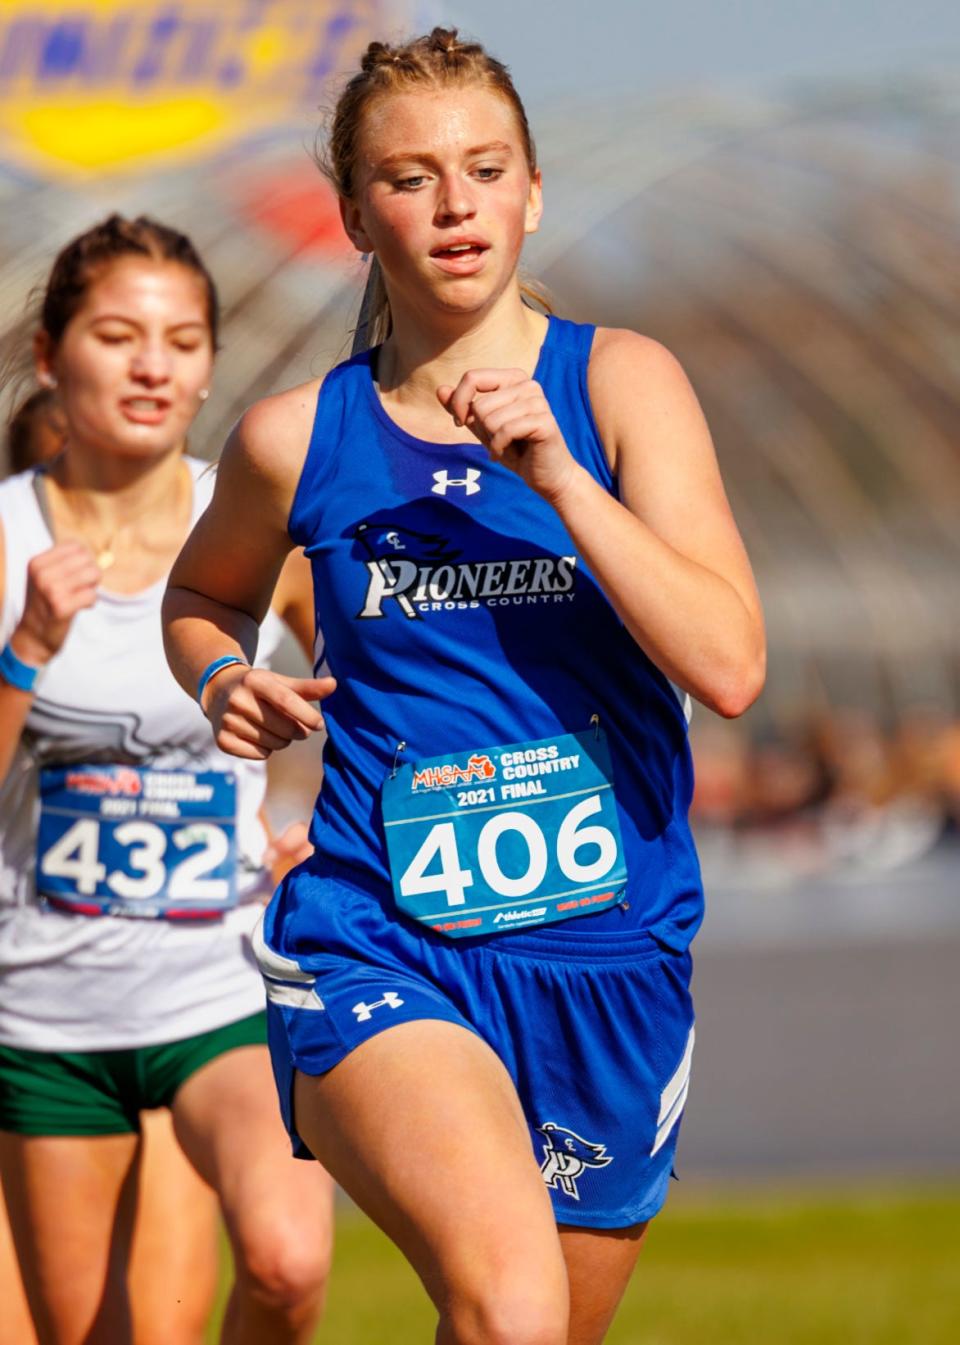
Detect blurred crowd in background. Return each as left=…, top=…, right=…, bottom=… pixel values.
left=690, top=703, right=960, bottom=878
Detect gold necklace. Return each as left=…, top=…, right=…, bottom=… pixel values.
left=94, top=536, right=117, bottom=571
left=43, top=466, right=183, bottom=572
left=48, top=481, right=121, bottom=570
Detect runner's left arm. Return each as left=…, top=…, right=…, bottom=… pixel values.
left=438, top=331, right=765, bottom=719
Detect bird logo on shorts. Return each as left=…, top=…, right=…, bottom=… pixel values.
left=536, top=1122, right=613, bottom=1200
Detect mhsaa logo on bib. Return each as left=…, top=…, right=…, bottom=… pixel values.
left=64, top=766, right=142, bottom=797
left=412, top=753, right=496, bottom=793
left=0, top=0, right=386, bottom=178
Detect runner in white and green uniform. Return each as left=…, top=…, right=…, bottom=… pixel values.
left=0, top=216, right=332, bottom=1345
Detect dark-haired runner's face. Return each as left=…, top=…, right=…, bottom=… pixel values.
left=37, top=258, right=214, bottom=461
left=343, top=85, right=542, bottom=325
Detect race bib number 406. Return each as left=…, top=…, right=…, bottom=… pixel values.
left=36, top=766, right=238, bottom=920
left=381, top=731, right=627, bottom=938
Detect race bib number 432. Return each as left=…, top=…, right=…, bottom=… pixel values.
left=36, top=765, right=238, bottom=920
left=381, top=731, right=627, bottom=938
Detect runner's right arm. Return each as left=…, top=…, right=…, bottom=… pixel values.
left=163, top=386, right=336, bottom=762
left=0, top=522, right=100, bottom=784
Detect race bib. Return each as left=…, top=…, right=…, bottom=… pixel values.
left=382, top=730, right=627, bottom=938
left=36, top=765, right=238, bottom=919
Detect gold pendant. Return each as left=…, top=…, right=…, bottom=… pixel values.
left=97, top=548, right=115, bottom=571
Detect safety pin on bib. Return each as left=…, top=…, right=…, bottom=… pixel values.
left=390, top=741, right=407, bottom=779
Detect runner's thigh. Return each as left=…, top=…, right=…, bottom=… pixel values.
left=559, top=1223, right=648, bottom=1345
left=171, top=1045, right=334, bottom=1275
left=128, top=1109, right=219, bottom=1345
left=0, top=1130, right=139, bottom=1345
left=292, top=1018, right=567, bottom=1313
left=0, top=1172, right=37, bottom=1345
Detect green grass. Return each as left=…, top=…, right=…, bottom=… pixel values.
left=207, top=1184, right=960, bottom=1343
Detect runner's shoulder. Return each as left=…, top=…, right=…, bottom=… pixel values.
left=226, top=377, right=325, bottom=498
left=589, top=326, right=689, bottom=389
left=587, top=327, right=702, bottom=473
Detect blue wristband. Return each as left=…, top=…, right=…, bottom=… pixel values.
left=0, top=640, right=42, bottom=693
left=197, top=654, right=247, bottom=707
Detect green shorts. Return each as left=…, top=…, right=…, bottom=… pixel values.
left=0, top=1012, right=267, bottom=1137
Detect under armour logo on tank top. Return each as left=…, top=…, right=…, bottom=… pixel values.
left=431, top=468, right=481, bottom=496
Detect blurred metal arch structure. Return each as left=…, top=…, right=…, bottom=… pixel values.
left=2, top=74, right=959, bottom=724
left=533, top=80, right=960, bottom=726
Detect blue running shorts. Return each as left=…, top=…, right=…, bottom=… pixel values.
left=255, top=865, right=695, bottom=1229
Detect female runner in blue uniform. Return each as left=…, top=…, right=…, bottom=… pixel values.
left=163, top=28, right=765, bottom=1345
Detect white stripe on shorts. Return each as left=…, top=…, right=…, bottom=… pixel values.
left=250, top=912, right=316, bottom=983
left=263, top=980, right=326, bottom=1011
left=650, top=1026, right=695, bottom=1156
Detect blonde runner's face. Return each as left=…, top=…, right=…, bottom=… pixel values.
left=343, top=85, right=543, bottom=323
left=38, top=257, right=214, bottom=462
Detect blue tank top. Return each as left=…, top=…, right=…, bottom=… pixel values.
left=288, top=315, right=704, bottom=950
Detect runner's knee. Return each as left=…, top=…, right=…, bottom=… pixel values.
left=232, top=1217, right=331, bottom=1313
left=443, top=1274, right=568, bottom=1345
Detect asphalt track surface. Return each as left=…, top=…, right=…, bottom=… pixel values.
left=679, top=847, right=960, bottom=1177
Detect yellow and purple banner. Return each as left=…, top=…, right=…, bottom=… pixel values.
left=0, top=0, right=390, bottom=178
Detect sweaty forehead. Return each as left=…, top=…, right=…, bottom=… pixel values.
left=359, top=86, right=520, bottom=165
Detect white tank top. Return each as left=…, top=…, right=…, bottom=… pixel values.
left=0, top=458, right=283, bottom=1050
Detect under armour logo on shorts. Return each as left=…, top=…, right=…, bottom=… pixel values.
left=432, top=468, right=481, bottom=496
left=352, top=991, right=405, bottom=1022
